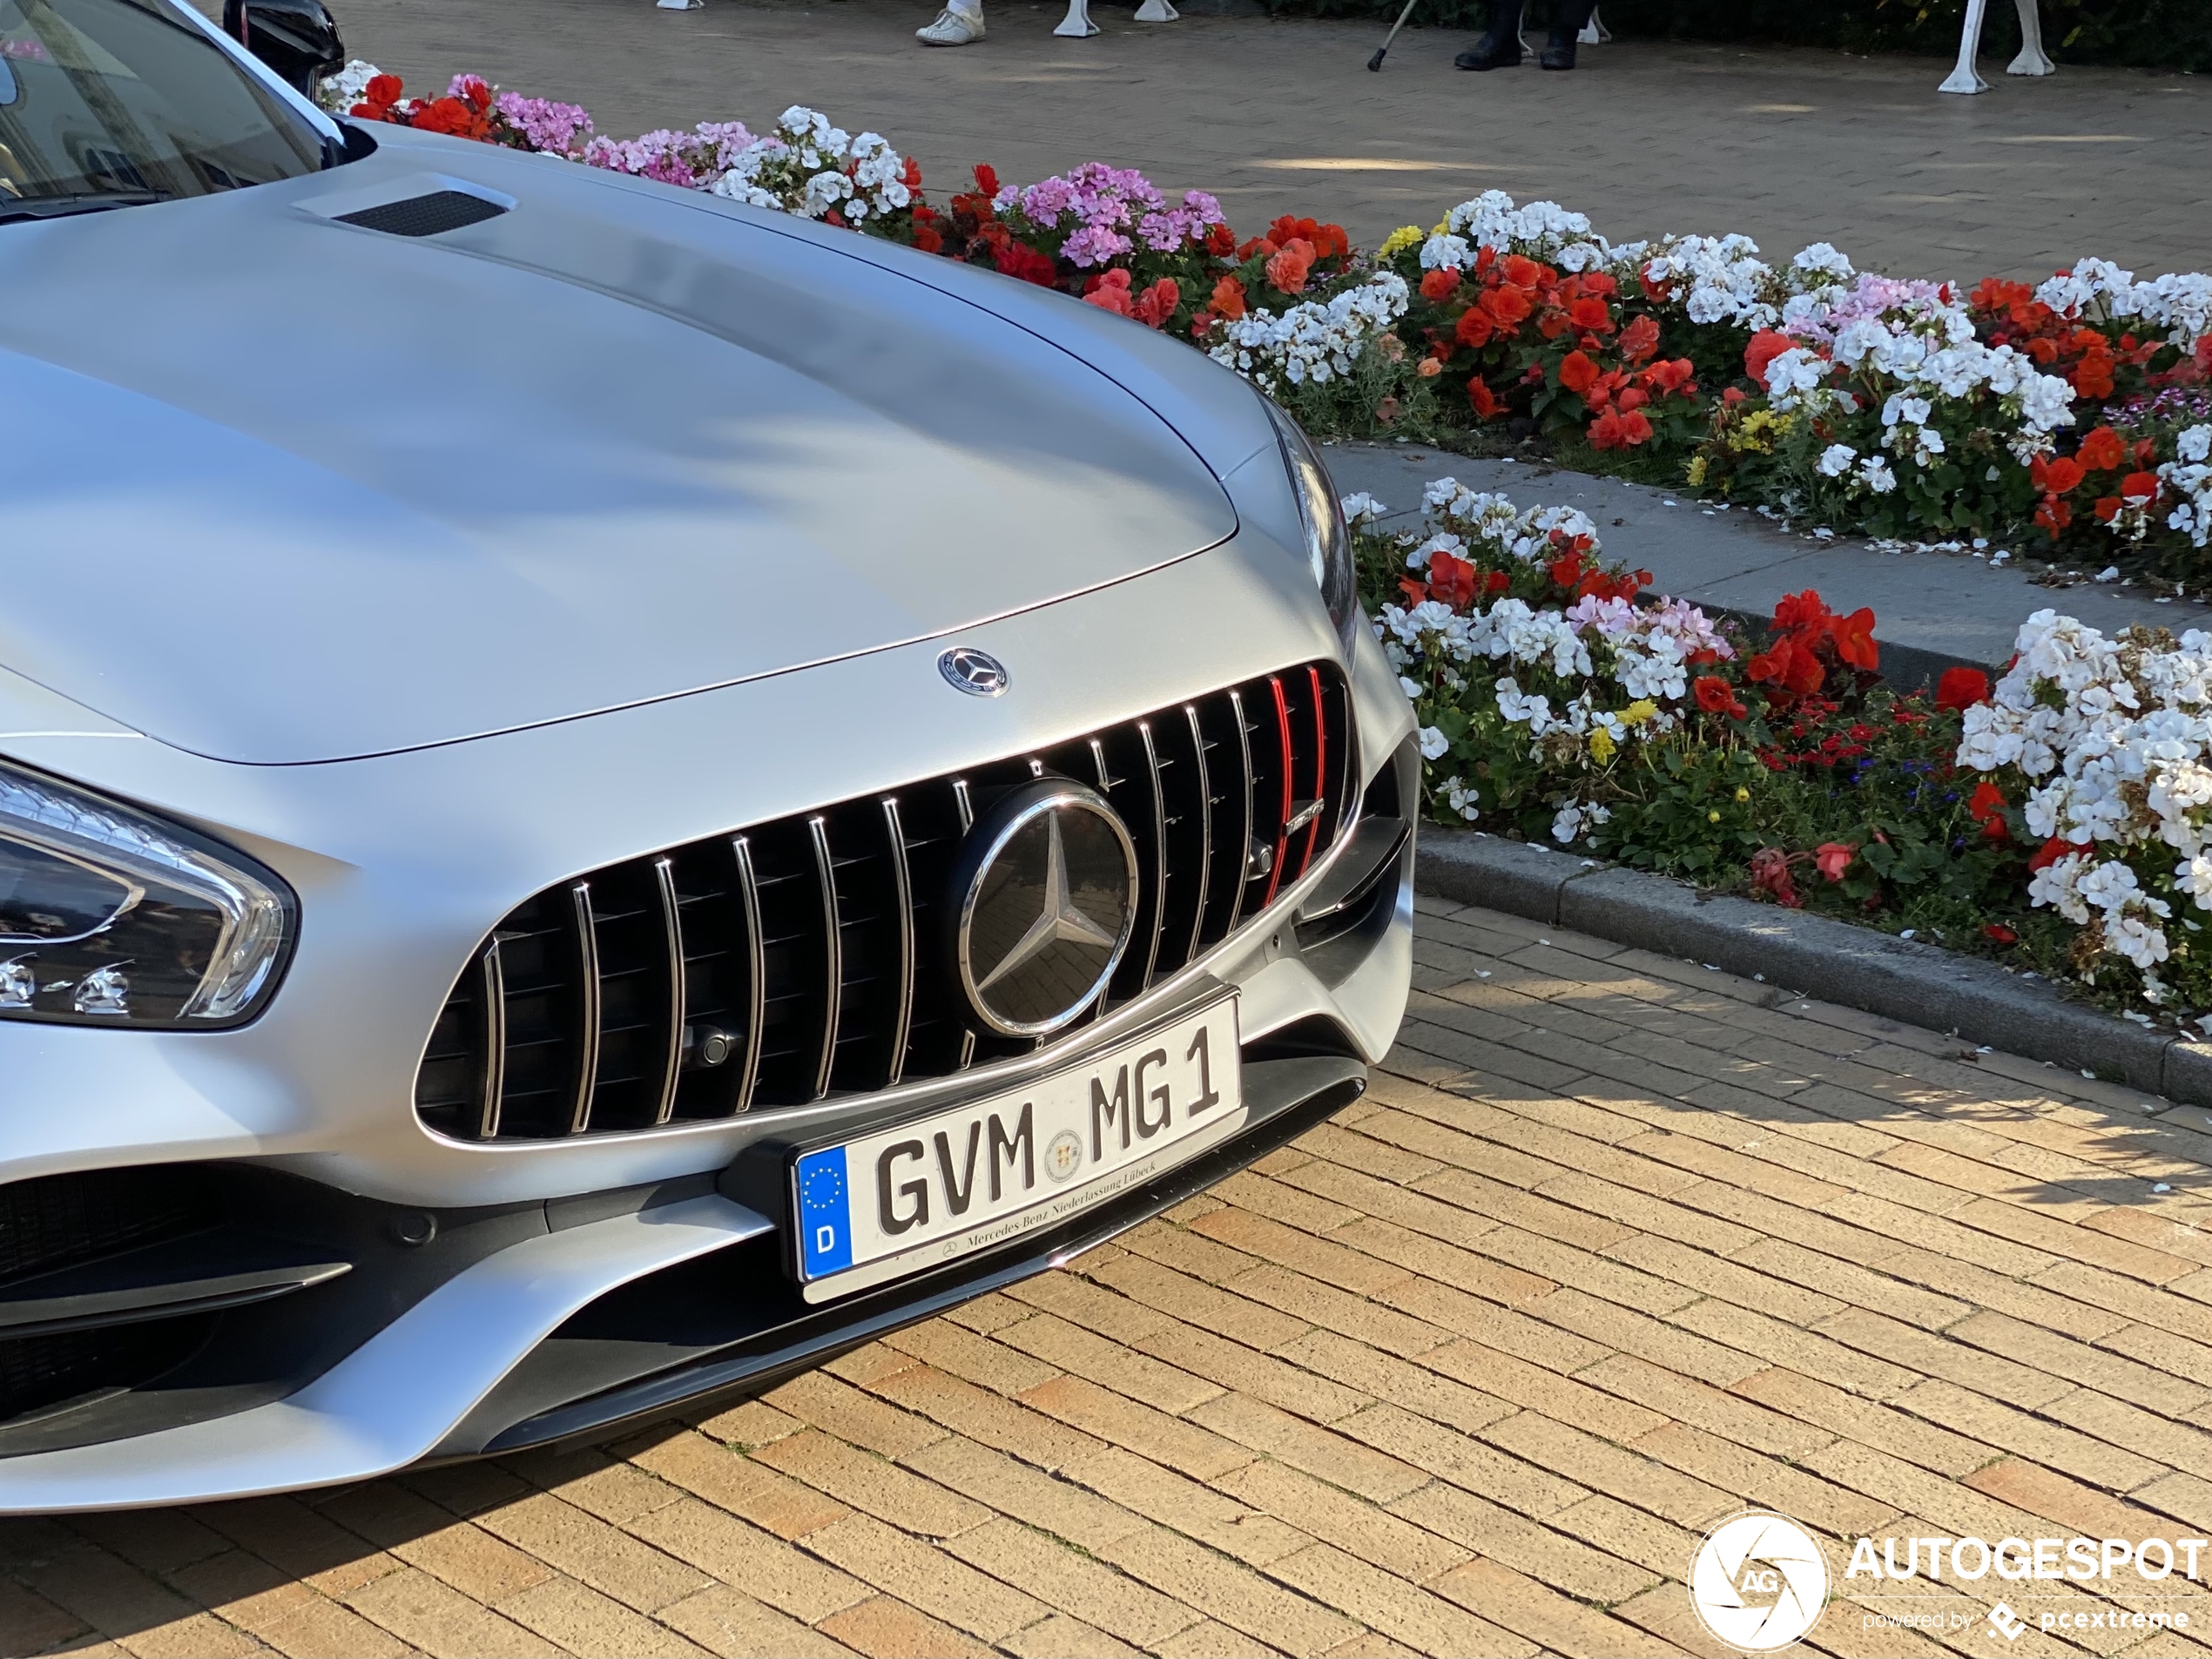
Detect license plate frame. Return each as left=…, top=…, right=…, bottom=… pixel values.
left=788, top=995, right=1244, bottom=1304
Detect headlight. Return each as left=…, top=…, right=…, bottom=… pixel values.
left=0, top=761, right=295, bottom=1028
left=1264, top=398, right=1362, bottom=652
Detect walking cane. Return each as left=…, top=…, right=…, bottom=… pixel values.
left=1367, top=0, right=1421, bottom=70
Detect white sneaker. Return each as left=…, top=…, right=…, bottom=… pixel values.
left=916, top=8, right=984, bottom=44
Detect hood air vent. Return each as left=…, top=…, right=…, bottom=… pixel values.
left=335, top=190, right=507, bottom=238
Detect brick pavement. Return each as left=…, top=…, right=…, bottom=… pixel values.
left=322, top=0, right=2212, bottom=280
left=17, top=897, right=2212, bottom=1655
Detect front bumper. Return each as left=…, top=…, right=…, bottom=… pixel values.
left=0, top=537, right=1416, bottom=1510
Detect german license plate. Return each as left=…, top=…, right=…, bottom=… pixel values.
left=792, top=999, right=1243, bottom=1303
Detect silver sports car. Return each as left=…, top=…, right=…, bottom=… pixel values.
left=0, top=0, right=1414, bottom=1509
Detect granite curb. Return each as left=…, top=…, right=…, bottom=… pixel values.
left=1415, top=828, right=2212, bottom=1106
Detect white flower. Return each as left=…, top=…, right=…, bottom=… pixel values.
left=1418, top=725, right=1449, bottom=761
left=316, top=58, right=382, bottom=114
left=1859, top=455, right=1897, bottom=494
left=1340, top=492, right=1388, bottom=527
left=1209, top=274, right=1410, bottom=396
left=2179, top=425, right=2212, bottom=464
left=1440, top=776, right=1480, bottom=820
left=1420, top=233, right=1473, bottom=272
left=1551, top=799, right=1611, bottom=845
left=1817, top=443, right=1857, bottom=478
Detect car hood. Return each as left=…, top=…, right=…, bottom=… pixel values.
left=0, top=140, right=1241, bottom=765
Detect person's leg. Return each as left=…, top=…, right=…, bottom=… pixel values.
left=1453, top=0, right=1523, bottom=70
left=1541, top=0, right=1595, bottom=66
left=916, top=0, right=984, bottom=44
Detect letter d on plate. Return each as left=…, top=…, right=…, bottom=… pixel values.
left=795, top=1147, right=854, bottom=1276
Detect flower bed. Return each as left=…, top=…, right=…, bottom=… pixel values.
left=1355, top=473, right=2212, bottom=1025
left=320, top=66, right=2212, bottom=1026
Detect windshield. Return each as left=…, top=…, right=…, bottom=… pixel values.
left=0, top=0, right=328, bottom=211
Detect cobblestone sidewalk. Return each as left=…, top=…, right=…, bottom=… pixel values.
left=11, top=899, right=2212, bottom=1656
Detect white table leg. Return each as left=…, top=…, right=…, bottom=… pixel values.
left=1578, top=3, right=1607, bottom=44
left=2007, top=0, right=2054, bottom=74
left=1134, top=0, right=1179, bottom=19
left=1054, top=0, right=1098, bottom=35
left=1940, top=0, right=1990, bottom=92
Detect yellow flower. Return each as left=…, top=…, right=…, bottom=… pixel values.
left=1589, top=727, right=1617, bottom=764
left=1685, top=455, right=1709, bottom=489
left=1620, top=699, right=1659, bottom=726
left=1431, top=217, right=1451, bottom=237
left=1378, top=225, right=1424, bottom=259
left=1708, top=810, right=1722, bottom=823
left=1735, top=786, right=1750, bottom=802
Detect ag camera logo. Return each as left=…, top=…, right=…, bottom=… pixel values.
left=1690, top=1510, right=1831, bottom=1651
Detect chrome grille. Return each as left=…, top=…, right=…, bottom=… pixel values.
left=414, top=662, right=1354, bottom=1142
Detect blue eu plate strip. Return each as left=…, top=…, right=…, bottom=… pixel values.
left=795, top=1146, right=853, bottom=1278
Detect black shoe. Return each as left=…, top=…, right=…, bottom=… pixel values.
left=1456, top=37, right=1521, bottom=68
left=1541, top=0, right=1591, bottom=67
left=1456, top=0, right=1522, bottom=69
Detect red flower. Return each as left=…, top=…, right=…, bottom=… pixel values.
left=2029, top=455, right=2085, bottom=496
left=1813, top=842, right=1855, bottom=882
left=2027, top=835, right=2079, bottom=873
left=1455, top=308, right=1494, bottom=350
left=902, top=155, right=923, bottom=190
left=1618, top=313, right=1660, bottom=364
left=2122, top=470, right=2161, bottom=502
left=1501, top=254, right=1543, bottom=288
left=1204, top=221, right=1236, bottom=257
left=1132, top=278, right=1181, bottom=329
left=913, top=224, right=943, bottom=254
left=1480, top=284, right=1533, bottom=328
left=1744, top=329, right=1795, bottom=387
left=1082, top=268, right=1134, bottom=317
left=2094, top=496, right=2123, bottom=523
left=2077, top=426, right=2125, bottom=471
left=1265, top=239, right=1316, bottom=295
left=1209, top=275, right=1247, bottom=322
left=1467, top=376, right=1501, bottom=419
left=1642, top=358, right=1696, bottom=397
left=1426, top=550, right=1479, bottom=610
left=1568, top=295, right=1612, bottom=334
left=1968, top=780, right=2008, bottom=840
left=1557, top=350, right=1600, bottom=400
left=2034, top=496, right=2074, bottom=537
left=1829, top=607, right=1878, bottom=672
left=993, top=241, right=1057, bottom=287
left=1694, top=675, right=1747, bottom=719
left=1983, top=922, right=2019, bottom=945
left=973, top=163, right=1000, bottom=198
left=1420, top=267, right=1460, bottom=301
left=1750, top=847, right=1802, bottom=908
left=1934, top=666, right=1990, bottom=711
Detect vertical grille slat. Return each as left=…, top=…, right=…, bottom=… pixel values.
left=807, top=816, right=841, bottom=1102
left=731, top=836, right=767, bottom=1115
left=566, top=883, right=603, bottom=1136
left=651, top=858, right=685, bottom=1126
left=1262, top=676, right=1295, bottom=910
left=881, top=799, right=916, bottom=1088
left=470, top=939, right=508, bottom=1140
left=418, top=660, right=1357, bottom=1140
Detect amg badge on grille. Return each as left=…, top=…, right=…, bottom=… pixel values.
left=951, top=780, right=1138, bottom=1036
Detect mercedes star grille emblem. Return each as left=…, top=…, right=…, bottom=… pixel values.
left=938, top=647, right=1010, bottom=698
left=950, top=779, right=1138, bottom=1036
